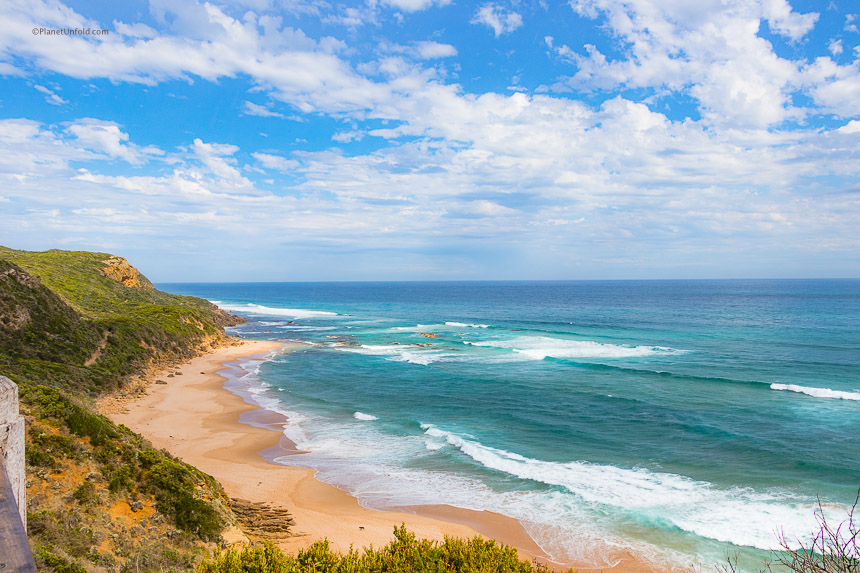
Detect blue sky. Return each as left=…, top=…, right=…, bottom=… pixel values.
left=0, top=0, right=858, bottom=281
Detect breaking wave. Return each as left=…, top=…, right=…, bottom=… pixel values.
left=770, top=383, right=860, bottom=401
left=464, top=336, right=682, bottom=360
left=215, top=302, right=338, bottom=319
left=419, top=424, right=825, bottom=551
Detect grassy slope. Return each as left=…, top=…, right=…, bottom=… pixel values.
left=0, top=247, right=244, bottom=572
left=0, top=246, right=241, bottom=396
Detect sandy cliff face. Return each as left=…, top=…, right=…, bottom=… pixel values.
left=99, top=256, right=153, bottom=289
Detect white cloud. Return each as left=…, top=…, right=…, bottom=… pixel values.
left=828, top=39, right=843, bottom=56
left=33, top=84, right=68, bottom=106
left=189, top=139, right=249, bottom=187
left=243, top=101, right=287, bottom=118
left=332, top=130, right=365, bottom=143
left=414, top=41, right=458, bottom=59
left=381, top=0, right=451, bottom=12
left=113, top=20, right=158, bottom=38
left=2, top=0, right=379, bottom=115
left=66, top=119, right=162, bottom=165
left=252, top=152, right=300, bottom=171
left=1, top=112, right=859, bottom=279
left=837, top=120, right=860, bottom=134
left=560, top=0, right=824, bottom=127
left=379, top=40, right=458, bottom=61
left=803, top=57, right=860, bottom=117
left=322, top=5, right=374, bottom=27
left=761, top=0, right=818, bottom=40
left=471, top=3, right=523, bottom=37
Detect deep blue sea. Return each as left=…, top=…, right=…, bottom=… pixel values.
left=160, top=280, right=860, bottom=570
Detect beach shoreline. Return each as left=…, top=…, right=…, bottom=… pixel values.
left=103, top=338, right=665, bottom=572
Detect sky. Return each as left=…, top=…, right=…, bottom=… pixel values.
left=0, top=0, right=858, bottom=281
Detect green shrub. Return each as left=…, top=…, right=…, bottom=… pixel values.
left=197, top=526, right=565, bottom=573
left=27, top=449, right=58, bottom=468
left=72, top=482, right=97, bottom=506
left=163, top=491, right=223, bottom=542
left=35, top=546, right=89, bottom=573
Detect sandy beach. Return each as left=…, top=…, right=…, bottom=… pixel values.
left=104, top=339, right=671, bottom=573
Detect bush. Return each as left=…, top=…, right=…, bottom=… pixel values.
left=197, top=525, right=563, bottom=573
left=27, top=449, right=58, bottom=468
left=72, top=482, right=97, bottom=506
left=35, top=546, right=89, bottom=573
left=165, top=491, right=223, bottom=542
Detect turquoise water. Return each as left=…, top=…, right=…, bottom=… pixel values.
left=161, top=280, right=860, bottom=569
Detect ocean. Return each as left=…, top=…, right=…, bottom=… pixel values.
left=160, top=280, right=860, bottom=570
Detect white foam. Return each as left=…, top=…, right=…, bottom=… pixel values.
left=445, top=321, right=490, bottom=328
left=270, top=410, right=816, bottom=563
left=354, top=412, right=378, bottom=421
left=335, top=343, right=451, bottom=366
left=216, top=302, right=338, bottom=319
left=419, top=424, right=827, bottom=551
left=464, top=336, right=681, bottom=360
left=393, top=324, right=435, bottom=331
left=266, top=408, right=653, bottom=564
left=770, top=383, right=860, bottom=401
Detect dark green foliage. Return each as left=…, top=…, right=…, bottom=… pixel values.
left=35, top=547, right=89, bottom=573
left=141, top=456, right=224, bottom=541
left=27, top=448, right=58, bottom=468
left=165, top=492, right=224, bottom=542
left=197, top=525, right=564, bottom=573
left=72, top=482, right=98, bottom=506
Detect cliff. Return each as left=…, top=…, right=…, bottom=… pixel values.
left=0, top=247, right=247, bottom=572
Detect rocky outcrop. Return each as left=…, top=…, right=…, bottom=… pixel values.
left=230, top=498, right=295, bottom=540
left=1, top=266, right=40, bottom=289
left=0, top=266, right=38, bottom=331
left=100, top=256, right=153, bottom=289
left=205, top=302, right=246, bottom=328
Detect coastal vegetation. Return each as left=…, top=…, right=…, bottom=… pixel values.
left=196, top=525, right=557, bottom=573
left=0, top=246, right=244, bottom=571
